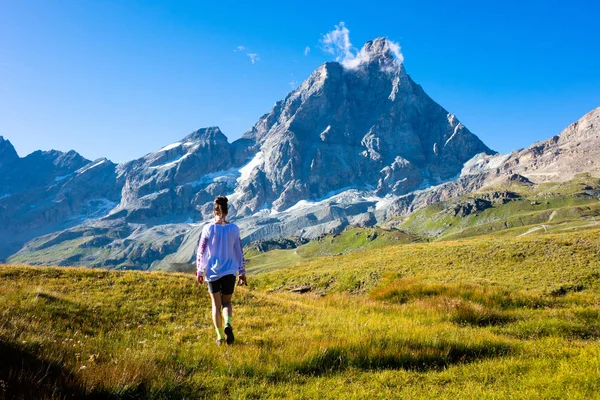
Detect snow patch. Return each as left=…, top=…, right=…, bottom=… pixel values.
left=275, top=187, right=381, bottom=215
left=375, top=196, right=395, bottom=211
left=461, top=153, right=511, bottom=176
left=444, top=122, right=463, bottom=147
left=77, top=159, right=107, bottom=175
left=149, top=153, right=191, bottom=170
left=67, top=198, right=118, bottom=222
left=227, top=153, right=265, bottom=204
left=320, top=125, right=331, bottom=141
left=159, top=142, right=182, bottom=152
left=238, top=152, right=264, bottom=183
left=188, top=167, right=240, bottom=188
left=388, top=75, right=400, bottom=101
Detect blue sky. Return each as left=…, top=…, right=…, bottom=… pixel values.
left=1, top=0, right=599, bottom=162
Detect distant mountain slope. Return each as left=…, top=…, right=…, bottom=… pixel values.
left=388, top=106, right=600, bottom=217
left=462, top=106, right=600, bottom=182
left=0, top=136, right=119, bottom=259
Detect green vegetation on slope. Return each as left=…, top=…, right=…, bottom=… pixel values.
left=1, top=226, right=600, bottom=399
left=244, top=227, right=419, bottom=274
left=398, top=173, right=600, bottom=240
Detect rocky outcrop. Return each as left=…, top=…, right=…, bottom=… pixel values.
left=0, top=136, right=19, bottom=168
left=246, top=237, right=309, bottom=253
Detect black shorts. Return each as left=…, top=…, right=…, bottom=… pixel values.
left=207, top=274, right=236, bottom=295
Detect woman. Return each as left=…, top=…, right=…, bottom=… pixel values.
left=196, top=196, right=247, bottom=345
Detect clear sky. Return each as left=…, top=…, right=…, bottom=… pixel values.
left=1, top=0, right=599, bottom=162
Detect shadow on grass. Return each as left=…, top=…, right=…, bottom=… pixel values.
left=0, top=340, right=87, bottom=399
left=293, top=337, right=514, bottom=376
left=26, top=291, right=110, bottom=336
left=0, top=340, right=195, bottom=400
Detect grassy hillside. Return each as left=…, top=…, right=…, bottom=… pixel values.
left=398, top=173, right=600, bottom=241
left=244, top=227, right=419, bottom=274
left=1, top=226, right=600, bottom=399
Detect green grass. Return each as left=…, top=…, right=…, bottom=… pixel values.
left=7, top=236, right=111, bottom=267
left=2, top=225, right=600, bottom=399
left=245, top=227, right=420, bottom=274
left=398, top=173, right=600, bottom=241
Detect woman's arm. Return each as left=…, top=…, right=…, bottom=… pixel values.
left=196, top=229, right=209, bottom=283
left=235, top=234, right=247, bottom=286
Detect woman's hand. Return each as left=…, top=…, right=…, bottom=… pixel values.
left=197, top=274, right=204, bottom=285
left=238, top=274, right=247, bottom=286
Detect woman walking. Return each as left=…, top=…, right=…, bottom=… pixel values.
left=196, top=196, right=247, bottom=345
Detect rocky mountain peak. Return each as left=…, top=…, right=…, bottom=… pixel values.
left=361, top=37, right=400, bottom=60
left=344, top=37, right=403, bottom=72
left=0, top=135, right=19, bottom=168
left=183, top=126, right=228, bottom=143
left=229, top=46, right=493, bottom=215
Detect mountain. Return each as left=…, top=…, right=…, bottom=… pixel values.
left=231, top=38, right=492, bottom=215
left=3, top=38, right=598, bottom=270
left=0, top=139, right=119, bottom=259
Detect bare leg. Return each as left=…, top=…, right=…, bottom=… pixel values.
left=221, top=294, right=233, bottom=323
left=221, top=293, right=235, bottom=344
left=209, top=291, right=223, bottom=331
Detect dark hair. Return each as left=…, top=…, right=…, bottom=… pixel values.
left=214, top=196, right=229, bottom=217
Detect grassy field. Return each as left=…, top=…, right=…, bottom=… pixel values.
left=1, top=226, right=600, bottom=399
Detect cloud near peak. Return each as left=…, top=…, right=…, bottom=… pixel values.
left=320, top=22, right=403, bottom=71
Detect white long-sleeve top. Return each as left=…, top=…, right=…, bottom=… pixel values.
left=196, top=222, right=246, bottom=281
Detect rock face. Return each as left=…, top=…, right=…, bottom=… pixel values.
left=111, top=127, right=236, bottom=222
left=232, top=38, right=493, bottom=214
left=0, top=136, right=19, bottom=168
left=461, top=107, right=600, bottom=183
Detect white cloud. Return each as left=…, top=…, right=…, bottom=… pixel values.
left=247, top=53, right=259, bottom=64
left=304, top=46, right=311, bottom=56
left=320, top=22, right=403, bottom=72
left=234, top=45, right=246, bottom=52
left=321, top=22, right=353, bottom=60
left=289, top=80, right=298, bottom=88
